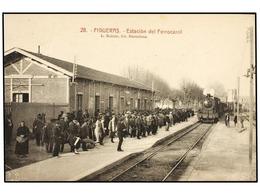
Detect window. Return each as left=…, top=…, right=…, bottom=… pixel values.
left=77, top=94, right=83, bottom=111
left=12, top=93, right=29, bottom=103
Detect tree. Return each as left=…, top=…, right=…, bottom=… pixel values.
left=122, top=65, right=172, bottom=99
left=179, top=79, right=204, bottom=106
left=121, top=66, right=204, bottom=108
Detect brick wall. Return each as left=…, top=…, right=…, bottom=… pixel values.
left=72, top=79, right=153, bottom=115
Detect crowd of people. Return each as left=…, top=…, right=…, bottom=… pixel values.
left=8, top=108, right=195, bottom=158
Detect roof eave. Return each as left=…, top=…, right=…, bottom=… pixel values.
left=4, top=47, right=74, bottom=77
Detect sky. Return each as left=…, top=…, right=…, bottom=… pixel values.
left=4, top=14, right=255, bottom=97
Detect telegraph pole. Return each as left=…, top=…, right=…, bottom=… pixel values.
left=237, top=77, right=240, bottom=122
left=233, top=89, right=236, bottom=114
left=152, top=80, right=154, bottom=109
left=73, top=56, right=78, bottom=111
left=248, top=26, right=254, bottom=165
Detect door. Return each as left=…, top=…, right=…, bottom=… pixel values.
left=109, top=96, right=113, bottom=111
left=144, top=99, right=147, bottom=110
left=130, top=98, right=134, bottom=110
left=76, top=94, right=83, bottom=111
left=137, top=99, right=141, bottom=110
left=120, top=97, right=124, bottom=113
left=95, top=95, right=100, bottom=113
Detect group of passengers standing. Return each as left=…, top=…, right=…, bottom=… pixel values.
left=5, top=108, right=194, bottom=158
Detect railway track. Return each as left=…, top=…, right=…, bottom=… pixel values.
left=162, top=124, right=212, bottom=181
left=87, top=122, right=214, bottom=181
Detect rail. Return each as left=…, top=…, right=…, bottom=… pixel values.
left=162, top=124, right=213, bottom=181
left=109, top=122, right=203, bottom=181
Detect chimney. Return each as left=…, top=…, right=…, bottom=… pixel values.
left=38, top=45, right=41, bottom=54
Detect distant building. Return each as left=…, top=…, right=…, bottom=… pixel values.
left=4, top=47, right=154, bottom=128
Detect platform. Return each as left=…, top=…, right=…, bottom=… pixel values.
left=6, top=116, right=198, bottom=181
left=180, top=120, right=257, bottom=181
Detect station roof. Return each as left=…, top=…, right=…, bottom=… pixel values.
left=4, top=47, right=153, bottom=92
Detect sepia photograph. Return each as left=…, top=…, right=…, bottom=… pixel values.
left=3, top=13, right=257, bottom=182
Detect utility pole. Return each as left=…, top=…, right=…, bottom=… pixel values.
left=248, top=26, right=254, bottom=165
left=237, top=77, right=240, bottom=121
left=73, top=55, right=78, bottom=111
left=152, top=80, right=155, bottom=109
left=233, top=89, right=236, bottom=114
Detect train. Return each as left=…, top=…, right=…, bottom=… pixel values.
left=197, top=94, right=227, bottom=123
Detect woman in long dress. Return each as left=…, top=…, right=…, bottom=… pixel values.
left=15, top=121, right=30, bottom=157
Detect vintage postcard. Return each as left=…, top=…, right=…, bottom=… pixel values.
left=3, top=13, right=257, bottom=182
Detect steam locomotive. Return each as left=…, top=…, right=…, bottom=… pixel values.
left=197, top=94, right=226, bottom=123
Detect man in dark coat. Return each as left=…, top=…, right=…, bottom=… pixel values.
left=52, top=123, right=62, bottom=157
left=5, top=113, right=13, bottom=145
left=80, top=118, right=90, bottom=151
left=234, top=115, right=238, bottom=127
left=141, top=115, right=147, bottom=137
left=33, top=114, right=45, bottom=146
left=57, top=117, right=68, bottom=153
left=103, top=111, right=110, bottom=136
left=129, top=115, right=136, bottom=138
left=43, top=119, right=56, bottom=153
left=151, top=115, right=157, bottom=135
left=15, top=121, right=30, bottom=157
left=117, top=117, right=126, bottom=152
left=135, top=115, right=142, bottom=139
left=76, top=110, right=83, bottom=125
left=83, top=109, right=90, bottom=119
left=68, top=119, right=81, bottom=154
left=80, top=118, right=96, bottom=150
left=165, top=115, right=170, bottom=131
left=225, top=113, right=230, bottom=127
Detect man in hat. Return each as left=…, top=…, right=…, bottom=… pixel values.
left=225, top=113, right=230, bottom=127
left=135, top=114, right=142, bottom=139
left=141, top=115, right=147, bottom=137
left=104, top=111, right=110, bottom=136
left=53, top=122, right=62, bottom=157
left=117, top=116, right=126, bottom=152
left=80, top=118, right=96, bottom=150
left=68, top=119, right=81, bottom=154
left=57, top=115, right=68, bottom=153
left=33, top=114, right=45, bottom=146
left=165, top=114, right=170, bottom=131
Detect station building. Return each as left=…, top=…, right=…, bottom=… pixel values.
left=4, top=47, right=154, bottom=128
